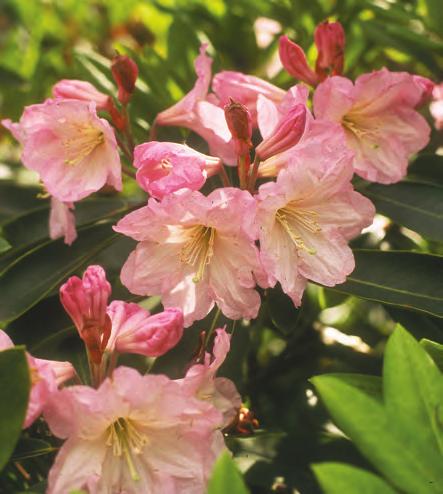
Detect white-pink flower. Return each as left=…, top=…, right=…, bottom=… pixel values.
left=49, top=197, right=77, bottom=246
left=255, top=139, right=375, bottom=305
left=114, top=188, right=266, bottom=326
left=430, top=83, right=443, bottom=130
left=313, top=69, right=431, bottom=183
left=2, top=99, right=122, bottom=202
left=52, top=80, right=111, bottom=110
left=179, top=328, right=241, bottom=427
left=0, top=331, right=74, bottom=428
left=44, top=366, right=225, bottom=494
left=134, top=141, right=221, bottom=199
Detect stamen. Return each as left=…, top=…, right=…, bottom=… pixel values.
left=276, top=203, right=321, bottom=255
left=342, top=113, right=379, bottom=143
left=180, top=225, right=216, bottom=283
left=160, top=158, right=173, bottom=170
left=63, top=123, right=104, bottom=166
left=106, top=418, right=149, bottom=481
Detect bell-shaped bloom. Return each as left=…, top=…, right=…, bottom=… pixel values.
left=52, top=80, right=110, bottom=110
left=111, top=55, right=139, bottom=105
left=179, top=328, right=241, bottom=427
left=44, top=366, right=225, bottom=494
left=114, top=188, right=266, bottom=326
left=255, top=140, right=375, bottom=305
left=212, top=71, right=285, bottom=124
left=431, top=83, right=443, bottom=130
left=49, top=197, right=77, bottom=246
left=313, top=69, right=431, bottom=183
left=156, top=45, right=236, bottom=165
left=2, top=99, right=122, bottom=202
left=134, top=141, right=221, bottom=199
left=0, top=331, right=74, bottom=428
left=106, top=301, right=184, bottom=357
left=60, top=265, right=112, bottom=364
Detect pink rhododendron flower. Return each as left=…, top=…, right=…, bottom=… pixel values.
left=212, top=71, right=285, bottom=123
left=60, top=265, right=112, bottom=364
left=44, top=366, right=225, bottom=494
left=412, top=75, right=434, bottom=107
left=106, top=301, right=184, bottom=357
left=52, top=80, right=110, bottom=109
left=134, top=141, right=221, bottom=199
left=313, top=69, right=431, bottom=183
left=255, top=139, right=375, bottom=305
left=156, top=45, right=236, bottom=164
left=431, top=83, right=443, bottom=130
left=49, top=197, right=77, bottom=246
left=0, top=331, right=74, bottom=428
left=2, top=99, right=122, bottom=202
left=114, top=188, right=266, bottom=326
left=179, top=328, right=241, bottom=427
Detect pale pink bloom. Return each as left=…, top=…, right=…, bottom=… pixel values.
left=44, top=366, right=224, bottom=494
left=430, top=83, right=443, bottom=130
left=254, top=17, right=282, bottom=49
left=114, top=188, right=266, bottom=326
left=313, top=69, right=431, bottom=183
left=156, top=45, right=236, bottom=164
left=134, top=141, right=221, bottom=199
left=52, top=80, right=110, bottom=109
left=0, top=330, right=74, bottom=428
left=179, top=328, right=241, bottom=427
left=106, top=301, right=184, bottom=357
left=49, top=197, right=77, bottom=245
left=60, top=265, right=112, bottom=364
left=412, top=75, right=434, bottom=107
left=255, top=140, right=375, bottom=305
left=2, top=99, right=122, bottom=202
left=212, top=71, right=285, bottom=124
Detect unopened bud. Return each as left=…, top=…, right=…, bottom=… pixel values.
left=314, top=21, right=345, bottom=80
left=256, top=104, right=307, bottom=160
left=111, top=55, right=138, bottom=105
left=224, top=98, right=252, bottom=156
left=279, top=35, right=319, bottom=86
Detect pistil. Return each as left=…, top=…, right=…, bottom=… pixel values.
left=180, top=225, right=216, bottom=282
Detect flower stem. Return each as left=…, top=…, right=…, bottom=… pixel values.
left=219, top=164, right=232, bottom=187
left=248, top=155, right=261, bottom=192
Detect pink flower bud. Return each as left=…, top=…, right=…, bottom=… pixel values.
left=59, top=265, right=112, bottom=364
left=413, top=75, right=435, bottom=108
left=279, top=35, right=319, bottom=86
left=224, top=98, right=252, bottom=156
left=314, top=21, right=345, bottom=80
left=256, top=104, right=307, bottom=160
left=52, top=80, right=110, bottom=110
left=107, top=301, right=184, bottom=357
left=111, top=55, right=138, bottom=105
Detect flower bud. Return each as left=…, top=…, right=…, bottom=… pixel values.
left=314, top=21, right=345, bottom=80
left=279, top=35, right=319, bottom=86
left=224, top=98, right=252, bottom=156
left=60, top=265, right=112, bottom=364
left=111, top=55, right=138, bottom=105
left=52, top=80, right=111, bottom=110
left=256, top=104, right=307, bottom=160
left=413, top=75, right=434, bottom=108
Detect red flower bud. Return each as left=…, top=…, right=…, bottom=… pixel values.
left=224, top=98, right=252, bottom=156
left=111, top=55, right=138, bottom=105
left=279, top=35, right=319, bottom=86
left=314, top=21, right=345, bottom=80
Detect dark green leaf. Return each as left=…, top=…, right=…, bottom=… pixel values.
left=312, top=462, right=397, bottom=494
left=409, top=155, right=443, bottom=188
left=0, top=237, right=11, bottom=254
left=0, top=346, right=30, bottom=472
left=207, top=451, right=250, bottom=494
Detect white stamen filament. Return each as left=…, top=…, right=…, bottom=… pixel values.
left=180, top=225, right=216, bottom=283
left=106, top=418, right=149, bottom=481
left=63, top=123, right=104, bottom=166
left=276, top=203, right=321, bottom=255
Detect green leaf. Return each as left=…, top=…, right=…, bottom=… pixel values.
left=207, top=451, right=250, bottom=494
left=0, top=221, right=118, bottom=325
left=408, top=155, right=443, bottom=189
left=311, top=373, right=443, bottom=493
left=330, top=250, right=443, bottom=318
left=0, top=237, right=11, bottom=254
left=363, top=182, right=443, bottom=241
left=0, top=346, right=30, bottom=472
left=267, top=285, right=301, bottom=335
left=312, top=462, right=397, bottom=494
left=384, top=326, right=443, bottom=455
left=420, top=339, right=443, bottom=372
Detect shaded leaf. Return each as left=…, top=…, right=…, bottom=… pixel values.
left=207, top=451, right=250, bottom=494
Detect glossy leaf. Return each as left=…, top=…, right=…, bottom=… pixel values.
left=207, top=451, right=250, bottom=494
left=420, top=339, right=443, bottom=372
left=312, top=463, right=397, bottom=494
left=0, top=347, right=30, bottom=472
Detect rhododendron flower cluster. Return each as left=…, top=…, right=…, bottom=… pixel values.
left=1, top=16, right=435, bottom=493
